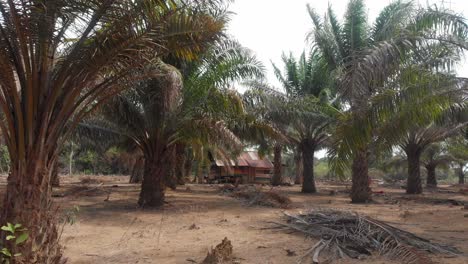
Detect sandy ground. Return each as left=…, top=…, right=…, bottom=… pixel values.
left=1, top=175, right=468, bottom=264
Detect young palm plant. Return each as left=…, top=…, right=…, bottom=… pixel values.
left=309, top=0, right=468, bottom=202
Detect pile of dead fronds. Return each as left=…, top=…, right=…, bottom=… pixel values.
left=80, top=176, right=103, bottom=184
left=220, top=185, right=291, bottom=208
left=58, top=184, right=110, bottom=198
left=271, top=209, right=461, bottom=263
left=218, top=184, right=238, bottom=194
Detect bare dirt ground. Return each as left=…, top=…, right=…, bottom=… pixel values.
left=1, top=175, right=467, bottom=264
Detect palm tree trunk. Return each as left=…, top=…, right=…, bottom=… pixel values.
left=175, top=144, right=186, bottom=185
left=406, top=145, right=423, bottom=194
left=458, top=163, right=465, bottom=184
left=1, top=158, right=62, bottom=263
left=425, top=163, right=437, bottom=187
left=138, top=154, right=166, bottom=207
left=294, top=153, right=303, bottom=185
left=164, top=146, right=177, bottom=190
left=351, top=147, right=371, bottom=203
left=301, top=139, right=317, bottom=193
left=129, top=157, right=144, bottom=183
left=51, top=161, right=60, bottom=187
left=272, top=144, right=282, bottom=186
left=69, top=142, right=74, bottom=175
left=197, top=160, right=204, bottom=184
left=185, top=155, right=193, bottom=182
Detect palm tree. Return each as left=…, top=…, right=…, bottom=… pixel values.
left=272, top=50, right=336, bottom=192
left=333, top=64, right=468, bottom=194
left=272, top=50, right=334, bottom=98
left=108, top=63, right=184, bottom=206
left=293, top=147, right=304, bottom=184
left=447, top=135, right=468, bottom=184
left=241, top=81, right=289, bottom=186
left=176, top=38, right=265, bottom=183
left=286, top=97, right=338, bottom=193
left=309, top=0, right=468, bottom=202
left=421, top=143, right=452, bottom=187
left=242, top=82, right=291, bottom=186
left=0, top=1, right=228, bottom=261
left=369, top=47, right=468, bottom=192
left=84, top=39, right=263, bottom=206
left=399, top=124, right=465, bottom=193
left=244, top=82, right=338, bottom=193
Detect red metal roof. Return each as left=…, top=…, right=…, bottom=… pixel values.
left=214, top=151, right=273, bottom=169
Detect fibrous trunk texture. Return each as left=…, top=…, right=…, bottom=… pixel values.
left=138, top=154, right=167, bottom=207
left=294, top=154, right=303, bottom=185
left=68, top=142, right=74, bottom=175
left=51, top=162, right=60, bottom=187
left=129, top=157, right=144, bottom=183
left=271, top=144, right=282, bottom=186
left=301, top=139, right=317, bottom=193
left=164, top=146, right=177, bottom=190
left=1, top=158, right=62, bottom=263
left=197, top=161, right=204, bottom=184
left=175, top=144, right=186, bottom=185
left=406, top=145, right=423, bottom=194
left=351, top=147, right=371, bottom=203
left=425, top=164, right=437, bottom=187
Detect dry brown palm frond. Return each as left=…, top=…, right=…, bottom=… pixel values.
left=220, top=185, right=292, bottom=209
left=270, top=209, right=461, bottom=263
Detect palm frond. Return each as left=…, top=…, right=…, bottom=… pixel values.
left=343, top=0, right=368, bottom=56
left=372, top=0, right=413, bottom=42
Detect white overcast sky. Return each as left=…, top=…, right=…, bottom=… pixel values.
left=227, top=0, right=468, bottom=89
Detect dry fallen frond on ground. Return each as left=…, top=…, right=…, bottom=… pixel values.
left=271, top=209, right=461, bottom=264
left=219, top=185, right=291, bottom=208
left=218, top=184, right=238, bottom=194
left=80, top=176, right=103, bottom=185
left=61, top=184, right=110, bottom=198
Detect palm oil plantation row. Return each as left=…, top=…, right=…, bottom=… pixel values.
left=0, top=0, right=467, bottom=263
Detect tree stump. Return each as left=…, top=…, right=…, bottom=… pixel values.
left=201, top=237, right=233, bottom=264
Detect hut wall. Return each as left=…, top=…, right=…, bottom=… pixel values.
left=254, top=168, right=272, bottom=183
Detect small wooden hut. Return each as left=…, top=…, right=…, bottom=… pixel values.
left=209, top=151, right=273, bottom=184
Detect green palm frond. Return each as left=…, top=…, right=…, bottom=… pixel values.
left=0, top=0, right=232, bottom=163
left=343, top=0, right=369, bottom=56
left=271, top=49, right=334, bottom=97
left=182, top=38, right=264, bottom=116
left=446, top=135, right=468, bottom=162
left=179, top=117, right=243, bottom=151
left=329, top=70, right=468, bottom=176
left=326, top=4, right=345, bottom=62
left=372, top=0, right=413, bottom=42
left=309, top=1, right=468, bottom=178
left=171, top=37, right=265, bottom=162
left=307, top=4, right=323, bottom=30
left=186, top=38, right=264, bottom=87
left=421, top=143, right=454, bottom=167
